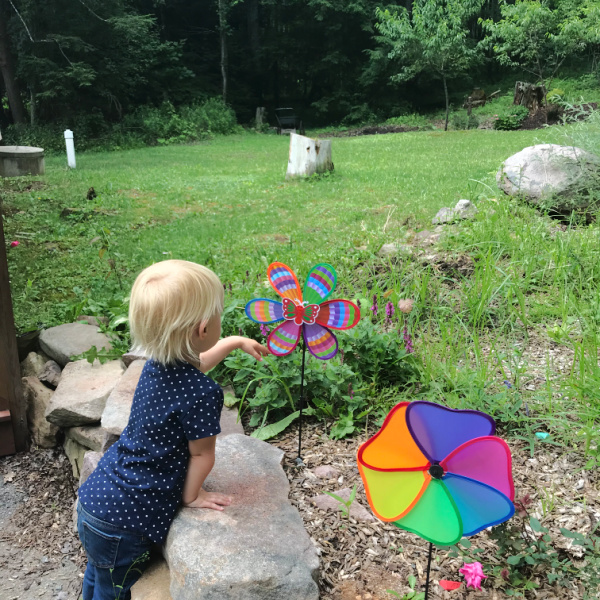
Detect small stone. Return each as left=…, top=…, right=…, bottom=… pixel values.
left=39, top=360, right=62, bottom=389
left=20, top=352, right=49, bottom=378
left=312, top=488, right=375, bottom=522
left=313, top=465, right=340, bottom=480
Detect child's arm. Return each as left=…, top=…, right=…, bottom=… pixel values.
left=182, top=435, right=231, bottom=510
left=199, top=336, right=269, bottom=373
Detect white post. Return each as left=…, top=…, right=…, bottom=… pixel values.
left=64, top=129, right=76, bottom=168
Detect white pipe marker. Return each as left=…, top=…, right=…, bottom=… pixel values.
left=64, top=129, right=76, bottom=168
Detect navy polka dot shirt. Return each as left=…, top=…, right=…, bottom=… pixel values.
left=78, top=359, right=223, bottom=544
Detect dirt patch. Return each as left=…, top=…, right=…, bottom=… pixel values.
left=320, top=125, right=420, bottom=138
left=520, top=102, right=598, bottom=130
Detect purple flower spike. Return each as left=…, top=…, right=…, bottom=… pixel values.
left=386, top=301, right=395, bottom=319
left=259, top=324, right=270, bottom=337
left=370, top=294, right=378, bottom=317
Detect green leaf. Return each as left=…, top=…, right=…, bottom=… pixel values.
left=250, top=410, right=300, bottom=440
left=530, top=517, right=543, bottom=532
left=459, top=538, right=471, bottom=548
left=507, top=555, right=522, bottom=565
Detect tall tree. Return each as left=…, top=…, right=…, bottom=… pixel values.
left=0, top=0, right=26, bottom=123
left=481, top=0, right=589, bottom=96
left=375, top=0, right=484, bottom=130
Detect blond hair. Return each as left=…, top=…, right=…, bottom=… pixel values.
left=129, top=260, right=224, bottom=365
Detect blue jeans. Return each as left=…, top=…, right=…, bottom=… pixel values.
left=77, top=503, right=153, bottom=600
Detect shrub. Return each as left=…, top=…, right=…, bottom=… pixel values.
left=451, top=112, right=480, bottom=130
left=2, top=97, right=239, bottom=153
left=493, top=105, right=530, bottom=130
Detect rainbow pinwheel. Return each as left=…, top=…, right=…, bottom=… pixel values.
left=245, top=262, right=360, bottom=359
left=358, top=401, right=514, bottom=546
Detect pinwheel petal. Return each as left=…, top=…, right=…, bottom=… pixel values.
left=358, top=402, right=429, bottom=471
left=441, top=436, right=514, bottom=500
left=406, top=402, right=496, bottom=463
left=442, top=474, right=515, bottom=536
left=267, top=262, right=302, bottom=302
left=267, top=320, right=301, bottom=356
left=245, top=298, right=284, bottom=324
left=315, top=299, right=360, bottom=330
left=394, top=479, right=463, bottom=546
left=303, top=323, right=338, bottom=360
left=303, top=263, right=337, bottom=305
left=358, top=465, right=429, bottom=522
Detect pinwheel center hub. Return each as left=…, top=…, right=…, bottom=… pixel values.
left=428, top=463, right=444, bottom=479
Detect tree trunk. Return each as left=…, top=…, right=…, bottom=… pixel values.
left=286, top=133, right=333, bottom=179
left=218, top=0, right=228, bottom=103
left=0, top=2, right=26, bottom=124
left=513, top=81, right=545, bottom=112
left=443, top=74, right=449, bottom=132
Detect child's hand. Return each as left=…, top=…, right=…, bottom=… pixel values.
left=183, top=489, right=232, bottom=511
left=239, top=338, right=269, bottom=361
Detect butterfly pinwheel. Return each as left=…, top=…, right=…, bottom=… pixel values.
left=245, top=262, right=360, bottom=360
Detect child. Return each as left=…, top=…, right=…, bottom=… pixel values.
left=77, top=260, right=268, bottom=600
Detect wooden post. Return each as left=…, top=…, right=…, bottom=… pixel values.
left=0, top=208, right=28, bottom=453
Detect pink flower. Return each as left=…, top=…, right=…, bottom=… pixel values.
left=459, top=562, right=487, bottom=590
left=9, top=240, right=19, bottom=248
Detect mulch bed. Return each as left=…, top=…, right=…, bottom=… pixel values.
left=275, top=419, right=598, bottom=599
left=0, top=448, right=85, bottom=600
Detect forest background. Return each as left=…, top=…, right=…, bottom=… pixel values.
left=0, top=0, right=599, bottom=150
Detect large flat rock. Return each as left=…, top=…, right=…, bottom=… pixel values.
left=45, top=359, right=124, bottom=427
left=101, top=359, right=146, bottom=435
left=39, top=323, right=113, bottom=366
left=165, top=434, right=319, bottom=600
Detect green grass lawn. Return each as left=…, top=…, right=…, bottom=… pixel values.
left=4, top=127, right=565, bottom=331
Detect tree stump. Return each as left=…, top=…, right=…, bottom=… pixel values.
left=285, top=133, right=333, bottom=179
left=514, top=82, right=545, bottom=111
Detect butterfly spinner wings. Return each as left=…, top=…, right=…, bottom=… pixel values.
left=245, top=262, right=360, bottom=359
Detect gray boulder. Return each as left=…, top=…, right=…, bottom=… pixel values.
left=497, top=143, right=600, bottom=210
left=165, top=434, right=319, bottom=600
left=101, top=359, right=146, bottom=435
left=45, top=359, right=124, bottom=427
left=39, top=323, right=113, bottom=367
left=22, top=376, right=60, bottom=448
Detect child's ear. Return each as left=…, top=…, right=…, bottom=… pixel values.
left=197, top=321, right=208, bottom=340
